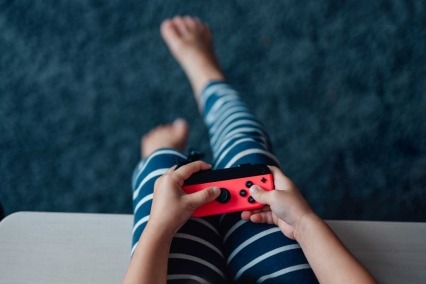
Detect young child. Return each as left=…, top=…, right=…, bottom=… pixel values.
left=123, top=16, right=376, bottom=283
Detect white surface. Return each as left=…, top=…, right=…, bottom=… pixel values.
left=327, top=220, right=426, bottom=284
left=0, top=212, right=133, bottom=284
left=0, top=212, right=425, bottom=283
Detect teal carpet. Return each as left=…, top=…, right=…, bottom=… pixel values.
left=1, top=0, right=425, bottom=221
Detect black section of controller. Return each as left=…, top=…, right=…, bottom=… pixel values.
left=183, top=164, right=271, bottom=185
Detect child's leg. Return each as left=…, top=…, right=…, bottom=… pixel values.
left=201, top=82, right=278, bottom=169
left=131, top=122, right=228, bottom=282
left=201, top=82, right=318, bottom=283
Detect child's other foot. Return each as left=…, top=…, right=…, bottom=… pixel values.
left=160, top=16, right=225, bottom=103
left=141, top=118, right=189, bottom=158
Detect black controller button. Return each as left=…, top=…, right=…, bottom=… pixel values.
left=261, top=177, right=267, bottom=183
left=216, top=188, right=231, bottom=203
left=240, top=189, right=247, bottom=197
left=248, top=196, right=255, bottom=203
left=245, top=181, right=253, bottom=188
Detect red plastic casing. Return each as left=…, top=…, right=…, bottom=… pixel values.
left=182, top=164, right=274, bottom=217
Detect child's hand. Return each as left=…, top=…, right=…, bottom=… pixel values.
left=148, top=161, right=221, bottom=236
left=241, top=166, right=314, bottom=240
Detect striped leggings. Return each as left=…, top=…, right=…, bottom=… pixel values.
left=131, top=81, right=318, bottom=283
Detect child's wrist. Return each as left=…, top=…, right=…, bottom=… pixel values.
left=143, top=220, right=176, bottom=242
left=294, top=212, right=321, bottom=243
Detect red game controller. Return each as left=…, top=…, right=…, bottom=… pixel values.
left=182, top=164, right=274, bottom=217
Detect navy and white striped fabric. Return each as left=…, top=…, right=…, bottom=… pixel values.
left=131, top=81, right=317, bottom=283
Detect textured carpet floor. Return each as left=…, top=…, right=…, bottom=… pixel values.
left=0, top=0, right=425, bottom=221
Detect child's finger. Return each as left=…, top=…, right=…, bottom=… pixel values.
left=174, top=161, right=211, bottom=181
left=166, top=165, right=178, bottom=173
left=250, top=185, right=272, bottom=205
left=267, top=166, right=296, bottom=191
left=241, top=211, right=252, bottom=220
left=186, top=186, right=221, bottom=208
left=249, top=211, right=275, bottom=224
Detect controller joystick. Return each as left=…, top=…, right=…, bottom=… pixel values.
left=216, top=188, right=231, bottom=203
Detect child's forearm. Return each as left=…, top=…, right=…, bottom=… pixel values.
left=295, top=213, right=376, bottom=284
left=123, top=222, right=174, bottom=284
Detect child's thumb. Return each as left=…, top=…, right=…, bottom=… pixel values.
left=250, top=185, right=270, bottom=204
left=189, top=187, right=221, bottom=208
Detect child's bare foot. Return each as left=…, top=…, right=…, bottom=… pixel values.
left=160, top=16, right=225, bottom=104
left=141, top=118, right=189, bottom=158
